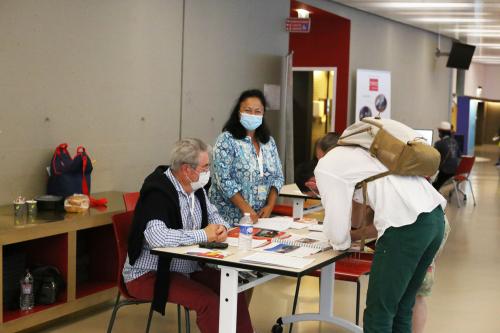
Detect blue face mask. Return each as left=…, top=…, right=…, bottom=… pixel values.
left=240, top=113, right=263, bottom=131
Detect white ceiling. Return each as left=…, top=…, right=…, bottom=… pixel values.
left=332, top=1, right=500, bottom=65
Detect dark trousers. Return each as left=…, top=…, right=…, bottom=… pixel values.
left=126, top=267, right=253, bottom=333
left=363, top=206, right=445, bottom=333
left=432, top=171, right=454, bottom=190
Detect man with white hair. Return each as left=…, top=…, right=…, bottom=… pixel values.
left=432, top=121, right=461, bottom=190
left=123, top=138, right=253, bottom=333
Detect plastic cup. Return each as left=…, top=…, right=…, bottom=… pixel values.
left=14, top=202, right=26, bottom=218
left=26, top=200, right=37, bottom=216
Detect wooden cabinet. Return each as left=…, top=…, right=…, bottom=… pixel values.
left=0, top=191, right=124, bottom=333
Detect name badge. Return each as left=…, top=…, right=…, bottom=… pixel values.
left=257, top=185, right=267, bottom=200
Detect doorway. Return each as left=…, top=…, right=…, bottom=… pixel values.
left=292, top=67, right=337, bottom=168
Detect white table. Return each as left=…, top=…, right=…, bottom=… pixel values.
left=151, top=243, right=363, bottom=333
left=279, top=183, right=323, bottom=219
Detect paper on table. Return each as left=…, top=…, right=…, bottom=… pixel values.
left=254, top=217, right=293, bottom=231
left=290, top=222, right=309, bottom=230
left=308, top=224, right=323, bottom=232
left=240, top=252, right=314, bottom=269
left=224, top=238, right=270, bottom=248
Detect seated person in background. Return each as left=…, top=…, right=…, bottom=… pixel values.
left=432, top=121, right=461, bottom=190
left=315, top=145, right=446, bottom=333
left=295, top=132, right=340, bottom=195
left=123, top=138, right=253, bottom=333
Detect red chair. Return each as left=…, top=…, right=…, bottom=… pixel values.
left=107, top=211, right=190, bottom=333
left=451, top=156, right=477, bottom=207
left=290, top=252, right=373, bottom=331
left=123, top=192, right=140, bottom=212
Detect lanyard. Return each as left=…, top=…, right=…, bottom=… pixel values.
left=257, top=151, right=264, bottom=178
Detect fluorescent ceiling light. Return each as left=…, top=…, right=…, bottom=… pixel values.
left=368, top=2, right=474, bottom=9
left=413, top=17, right=491, bottom=23
left=364, top=2, right=500, bottom=9
left=474, top=43, right=500, bottom=49
left=446, top=29, right=500, bottom=33
left=397, top=11, right=489, bottom=16
left=467, top=33, right=500, bottom=37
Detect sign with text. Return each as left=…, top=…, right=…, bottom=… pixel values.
left=285, top=18, right=311, bottom=33
left=355, top=69, right=391, bottom=121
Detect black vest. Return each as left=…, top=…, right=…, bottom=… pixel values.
left=127, top=166, right=208, bottom=315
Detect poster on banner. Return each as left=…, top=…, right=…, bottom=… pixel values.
left=355, top=69, right=391, bottom=121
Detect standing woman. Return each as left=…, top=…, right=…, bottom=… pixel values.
left=209, top=89, right=284, bottom=226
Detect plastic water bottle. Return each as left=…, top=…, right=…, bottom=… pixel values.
left=238, top=213, right=253, bottom=251
left=20, top=269, right=34, bottom=311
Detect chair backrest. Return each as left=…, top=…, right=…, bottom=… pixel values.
left=123, top=192, right=140, bottom=212
left=455, top=155, right=475, bottom=176
left=112, top=211, right=136, bottom=298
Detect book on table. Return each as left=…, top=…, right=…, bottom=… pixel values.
left=271, top=232, right=332, bottom=252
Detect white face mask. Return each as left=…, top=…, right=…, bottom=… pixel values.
left=189, top=170, right=210, bottom=191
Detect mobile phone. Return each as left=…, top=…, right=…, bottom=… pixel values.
left=198, top=242, right=229, bottom=249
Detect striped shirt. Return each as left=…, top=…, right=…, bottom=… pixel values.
left=122, top=168, right=230, bottom=283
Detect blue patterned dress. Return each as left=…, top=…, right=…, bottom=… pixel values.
left=208, top=131, right=284, bottom=226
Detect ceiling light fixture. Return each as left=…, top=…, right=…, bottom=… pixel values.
left=397, top=11, right=489, bottom=17
left=296, top=9, right=310, bottom=19
left=446, top=29, right=500, bottom=34
left=368, top=2, right=473, bottom=9
left=474, top=43, right=500, bottom=49
left=413, top=17, right=491, bottom=23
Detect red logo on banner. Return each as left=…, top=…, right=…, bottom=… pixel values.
left=286, top=18, right=311, bottom=33
left=369, top=78, right=379, bottom=91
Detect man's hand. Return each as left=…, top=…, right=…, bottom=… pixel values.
left=204, top=224, right=221, bottom=242
left=258, top=205, right=273, bottom=218
left=204, top=224, right=228, bottom=242
left=215, top=225, right=228, bottom=242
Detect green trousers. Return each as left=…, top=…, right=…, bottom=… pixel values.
left=363, top=205, right=445, bottom=333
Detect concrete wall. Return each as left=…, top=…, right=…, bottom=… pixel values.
left=0, top=0, right=290, bottom=204
left=302, top=0, right=454, bottom=133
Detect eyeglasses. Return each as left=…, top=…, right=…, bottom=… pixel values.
left=240, top=107, right=264, bottom=116
left=190, top=163, right=210, bottom=173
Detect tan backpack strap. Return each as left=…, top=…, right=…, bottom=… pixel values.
left=354, top=170, right=391, bottom=254
left=358, top=181, right=368, bottom=253
left=354, top=171, right=391, bottom=190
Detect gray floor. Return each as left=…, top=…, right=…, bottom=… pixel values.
left=33, top=145, right=500, bottom=333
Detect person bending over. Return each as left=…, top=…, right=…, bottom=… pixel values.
left=315, top=145, right=446, bottom=333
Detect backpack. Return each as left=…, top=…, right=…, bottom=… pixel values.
left=31, top=265, right=65, bottom=305
left=47, top=144, right=93, bottom=198
left=338, top=117, right=441, bottom=249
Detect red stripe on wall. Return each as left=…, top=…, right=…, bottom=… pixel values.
left=289, top=1, right=351, bottom=133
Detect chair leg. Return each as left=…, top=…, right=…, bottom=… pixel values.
left=177, top=304, right=182, bottom=333
left=355, top=280, right=361, bottom=325
left=145, top=304, right=154, bottom=333
left=453, top=181, right=461, bottom=207
left=289, top=276, right=302, bottom=333
left=185, top=307, right=191, bottom=333
left=106, top=292, right=121, bottom=333
left=468, top=179, right=477, bottom=206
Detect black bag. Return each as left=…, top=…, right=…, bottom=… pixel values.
left=31, top=266, right=65, bottom=305
left=47, top=144, right=93, bottom=198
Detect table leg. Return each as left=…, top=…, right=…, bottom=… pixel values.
left=219, top=266, right=239, bottom=333
left=292, top=198, right=304, bottom=219
left=277, top=263, right=363, bottom=333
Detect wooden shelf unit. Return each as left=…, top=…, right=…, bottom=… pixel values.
left=0, top=191, right=124, bottom=333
